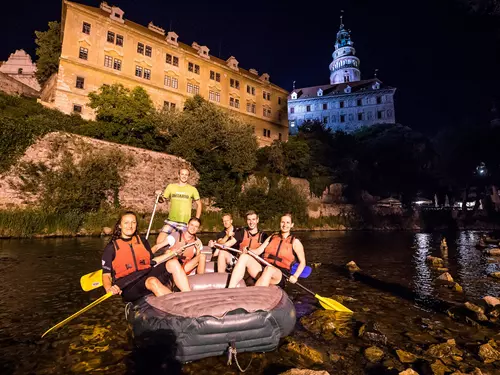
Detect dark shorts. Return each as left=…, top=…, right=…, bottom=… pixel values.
left=121, top=266, right=172, bottom=303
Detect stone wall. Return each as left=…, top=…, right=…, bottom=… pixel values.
left=0, top=71, right=40, bottom=98
left=0, top=132, right=198, bottom=212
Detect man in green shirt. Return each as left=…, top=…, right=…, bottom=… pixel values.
left=155, top=168, right=202, bottom=247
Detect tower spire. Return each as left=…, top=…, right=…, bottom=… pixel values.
left=340, top=9, right=344, bottom=29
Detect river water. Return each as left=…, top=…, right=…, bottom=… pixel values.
left=0, top=231, right=499, bottom=374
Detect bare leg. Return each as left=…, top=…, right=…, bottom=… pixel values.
left=156, top=224, right=173, bottom=245
left=227, top=254, right=262, bottom=288
left=145, top=276, right=172, bottom=297
left=255, top=266, right=282, bottom=287
left=217, top=250, right=230, bottom=273
left=197, top=254, right=206, bottom=274
left=165, top=258, right=191, bottom=292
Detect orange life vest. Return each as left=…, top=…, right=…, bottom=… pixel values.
left=112, top=236, right=151, bottom=279
left=170, top=230, right=198, bottom=265
left=263, top=233, right=296, bottom=270
left=239, top=229, right=265, bottom=251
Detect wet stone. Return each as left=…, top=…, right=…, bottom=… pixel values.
left=405, top=331, right=439, bottom=345
left=425, top=339, right=463, bottom=359
left=483, top=296, right=500, bottom=307
left=364, top=346, right=384, bottom=363
left=280, top=339, right=324, bottom=367
left=426, top=256, right=445, bottom=267
left=358, top=321, right=388, bottom=345
left=300, top=310, right=354, bottom=340
left=478, top=343, right=500, bottom=363
left=436, top=272, right=454, bottom=282
left=346, top=261, right=361, bottom=272
left=489, top=272, right=500, bottom=279
left=453, top=283, right=463, bottom=293
left=396, top=349, right=418, bottom=363
left=399, top=369, right=419, bottom=375
left=430, top=359, right=451, bottom=375
left=279, top=370, right=330, bottom=375
left=382, top=357, right=405, bottom=372
left=464, top=302, right=484, bottom=315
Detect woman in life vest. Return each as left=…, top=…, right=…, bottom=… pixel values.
left=102, top=212, right=191, bottom=302
left=156, top=217, right=205, bottom=275
left=227, top=213, right=306, bottom=288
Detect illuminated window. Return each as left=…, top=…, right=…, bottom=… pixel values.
left=135, top=66, right=143, bottom=77
left=79, top=47, right=88, bottom=60
left=290, top=107, right=295, bottom=114
left=251, top=103, right=256, bottom=113
left=113, top=58, right=122, bottom=71
left=173, top=56, right=179, bottom=66
left=107, top=31, right=115, bottom=43
left=209, top=91, right=220, bottom=102
left=104, top=55, right=112, bottom=67
left=144, top=68, right=151, bottom=80
left=82, top=22, right=91, bottom=35
left=163, top=101, right=176, bottom=111
left=187, top=83, right=200, bottom=94
left=137, top=43, right=144, bottom=54
left=145, top=45, right=152, bottom=57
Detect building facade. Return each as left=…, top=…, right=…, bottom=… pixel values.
left=41, top=1, right=289, bottom=146
left=288, top=18, right=396, bottom=134
left=0, top=49, right=41, bottom=91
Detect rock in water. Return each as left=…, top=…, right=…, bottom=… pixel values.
left=452, top=283, right=463, bottom=293
left=487, top=248, right=500, bottom=256
left=301, top=310, right=353, bottom=340
left=425, top=339, right=463, bottom=359
left=279, top=370, right=330, bottom=375
left=426, top=256, right=445, bottom=267
left=364, top=346, right=384, bottom=363
left=489, top=272, right=500, bottom=279
left=346, top=261, right=361, bottom=272
left=395, top=349, right=417, bottom=363
left=399, top=369, right=419, bottom=375
left=102, top=227, right=112, bottom=235
left=484, top=296, right=500, bottom=307
left=464, top=302, right=485, bottom=314
left=436, top=272, right=454, bottom=282
left=431, top=359, right=451, bottom=375
left=280, top=339, right=324, bottom=367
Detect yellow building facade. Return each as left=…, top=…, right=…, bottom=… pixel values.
left=41, top=1, right=289, bottom=145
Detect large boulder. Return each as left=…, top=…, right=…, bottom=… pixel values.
left=425, top=339, right=463, bottom=359
left=478, top=342, right=500, bottom=363
left=426, top=256, right=445, bottom=267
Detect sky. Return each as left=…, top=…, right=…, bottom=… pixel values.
left=1, top=0, right=499, bottom=135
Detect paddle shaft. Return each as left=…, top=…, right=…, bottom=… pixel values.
left=145, top=193, right=161, bottom=240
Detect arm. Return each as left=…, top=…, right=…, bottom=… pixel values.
left=102, top=273, right=121, bottom=294
left=289, top=239, right=306, bottom=283
left=250, top=236, right=272, bottom=256
left=194, top=199, right=202, bottom=219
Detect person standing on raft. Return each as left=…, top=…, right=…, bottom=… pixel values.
left=227, top=213, right=306, bottom=288
left=155, top=168, right=202, bottom=248
left=102, top=212, right=191, bottom=302
left=156, top=217, right=205, bottom=275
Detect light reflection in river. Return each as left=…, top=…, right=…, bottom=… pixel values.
left=412, top=233, right=434, bottom=305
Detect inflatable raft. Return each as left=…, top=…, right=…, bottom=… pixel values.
left=125, top=273, right=296, bottom=363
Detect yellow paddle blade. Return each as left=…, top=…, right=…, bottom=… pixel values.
left=80, top=269, right=103, bottom=292
left=41, top=292, right=113, bottom=338
left=315, top=294, right=353, bottom=313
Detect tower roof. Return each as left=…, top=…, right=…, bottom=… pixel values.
left=335, top=23, right=353, bottom=49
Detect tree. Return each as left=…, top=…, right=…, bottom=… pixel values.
left=34, top=21, right=61, bottom=87
left=157, top=95, right=258, bottom=208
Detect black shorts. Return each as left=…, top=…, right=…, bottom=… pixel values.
left=121, top=266, right=172, bottom=303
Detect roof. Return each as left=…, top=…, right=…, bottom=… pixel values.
left=289, top=78, right=395, bottom=100
left=64, top=1, right=288, bottom=94
left=378, top=197, right=402, bottom=204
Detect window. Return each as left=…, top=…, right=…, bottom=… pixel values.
left=173, top=56, right=179, bottom=67
left=235, top=98, right=240, bottom=108
left=163, top=101, right=176, bottom=111
left=322, top=103, right=327, bottom=110
left=195, top=64, right=200, bottom=74
left=266, top=93, right=271, bottom=100
left=216, top=72, right=220, bottom=82
left=340, top=114, right=346, bottom=123
left=378, top=110, right=383, bottom=119
left=306, top=105, right=311, bottom=112
left=73, top=104, right=82, bottom=113
left=188, top=62, right=193, bottom=72
left=116, top=34, right=124, bottom=46
left=278, top=133, right=282, bottom=141
left=358, top=113, right=363, bottom=121
left=166, top=54, right=180, bottom=67
left=210, top=71, right=220, bottom=82
left=357, top=98, right=362, bottom=106
left=104, top=55, right=113, bottom=68
left=209, top=91, right=220, bottom=102
left=135, top=66, right=143, bottom=77
left=79, top=47, right=88, bottom=60
left=340, top=101, right=345, bottom=108
left=278, top=97, right=282, bottom=105
left=247, top=85, right=255, bottom=95
left=144, top=68, right=151, bottom=80
left=230, top=78, right=240, bottom=89
left=323, top=116, right=328, bottom=124
left=290, top=107, right=295, bottom=114
left=262, top=129, right=271, bottom=138
left=188, top=62, right=200, bottom=74
left=230, top=97, right=234, bottom=107
left=137, top=43, right=144, bottom=54
left=251, top=104, right=256, bottom=113
left=82, top=22, right=91, bottom=35
left=164, top=76, right=178, bottom=89
left=145, top=45, right=152, bottom=57
left=107, top=31, right=115, bottom=43
left=247, top=103, right=256, bottom=113
left=263, top=108, right=271, bottom=117
left=113, top=58, right=122, bottom=71
left=75, top=76, right=85, bottom=89
left=18, top=68, right=23, bottom=74
left=187, top=83, right=200, bottom=94
left=377, top=96, right=382, bottom=104
left=166, top=54, right=172, bottom=64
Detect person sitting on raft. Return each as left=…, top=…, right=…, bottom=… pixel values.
left=102, top=211, right=191, bottom=302
left=155, top=217, right=205, bottom=275
left=210, top=211, right=267, bottom=273
left=227, top=213, right=306, bottom=288
left=208, top=213, right=238, bottom=272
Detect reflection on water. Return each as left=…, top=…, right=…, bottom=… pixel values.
left=0, top=231, right=499, bottom=374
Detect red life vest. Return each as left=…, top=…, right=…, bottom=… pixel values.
left=263, top=233, right=296, bottom=270
left=170, top=230, right=198, bottom=265
left=239, top=229, right=264, bottom=251
left=112, top=236, right=151, bottom=279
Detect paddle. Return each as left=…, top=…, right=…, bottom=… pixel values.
left=81, top=241, right=195, bottom=292
left=216, top=244, right=353, bottom=313
left=80, top=193, right=162, bottom=292
left=43, top=242, right=197, bottom=338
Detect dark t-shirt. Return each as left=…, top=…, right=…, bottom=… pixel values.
left=101, top=236, right=154, bottom=288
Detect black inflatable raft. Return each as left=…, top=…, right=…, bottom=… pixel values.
left=125, top=273, right=296, bottom=363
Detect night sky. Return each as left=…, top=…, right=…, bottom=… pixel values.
left=2, top=0, right=499, bottom=135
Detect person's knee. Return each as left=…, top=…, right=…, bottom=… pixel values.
left=199, top=254, right=206, bottom=263
left=145, top=276, right=161, bottom=290
left=165, top=258, right=181, bottom=273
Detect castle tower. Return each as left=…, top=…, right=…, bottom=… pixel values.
left=329, top=14, right=361, bottom=84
